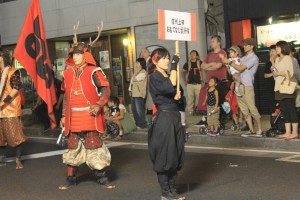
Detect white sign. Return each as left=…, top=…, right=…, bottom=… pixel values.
left=99, top=51, right=110, bottom=69
left=158, top=9, right=196, bottom=41
left=257, top=21, right=300, bottom=48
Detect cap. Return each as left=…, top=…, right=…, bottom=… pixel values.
left=243, top=38, right=257, bottom=47
left=228, top=45, right=241, bottom=56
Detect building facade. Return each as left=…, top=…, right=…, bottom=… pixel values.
left=0, top=0, right=209, bottom=104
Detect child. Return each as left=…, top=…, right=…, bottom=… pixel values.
left=103, top=96, right=125, bottom=140
left=227, top=45, right=242, bottom=97
left=202, top=77, right=219, bottom=136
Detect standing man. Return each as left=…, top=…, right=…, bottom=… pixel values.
left=221, top=38, right=263, bottom=137
left=0, top=49, right=27, bottom=169
left=194, top=35, right=227, bottom=126
left=59, top=29, right=115, bottom=189
left=181, top=50, right=203, bottom=115
left=201, top=35, right=227, bottom=83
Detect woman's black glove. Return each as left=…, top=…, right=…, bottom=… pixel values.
left=170, top=55, right=180, bottom=71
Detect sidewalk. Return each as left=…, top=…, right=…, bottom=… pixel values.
left=23, top=114, right=300, bottom=152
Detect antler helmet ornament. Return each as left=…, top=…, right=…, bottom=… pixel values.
left=71, top=20, right=103, bottom=54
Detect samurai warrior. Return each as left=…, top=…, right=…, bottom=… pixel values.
left=59, top=22, right=115, bottom=190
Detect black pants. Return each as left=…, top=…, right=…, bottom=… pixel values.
left=0, top=144, right=22, bottom=158
left=280, top=98, right=298, bottom=123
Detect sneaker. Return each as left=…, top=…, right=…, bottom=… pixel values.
left=255, top=130, right=263, bottom=137
left=241, top=130, right=254, bottom=138
left=194, top=117, right=207, bottom=127
left=234, top=89, right=242, bottom=97
left=207, top=131, right=217, bottom=137
left=214, top=131, right=220, bottom=136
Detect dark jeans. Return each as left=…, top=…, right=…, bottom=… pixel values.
left=132, top=97, right=146, bottom=128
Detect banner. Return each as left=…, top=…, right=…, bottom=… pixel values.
left=14, top=0, right=57, bottom=128
left=158, top=9, right=197, bottom=41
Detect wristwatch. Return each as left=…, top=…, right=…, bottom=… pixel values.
left=229, top=61, right=233, bottom=66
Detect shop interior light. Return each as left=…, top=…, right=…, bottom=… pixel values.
left=268, top=16, right=273, bottom=25
left=123, top=39, right=130, bottom=46
left=295, top=13, right=299, bottom=22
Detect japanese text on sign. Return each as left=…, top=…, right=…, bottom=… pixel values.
left=158, top=9, right=196, bottom=42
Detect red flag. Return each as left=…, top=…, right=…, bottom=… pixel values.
left=14, top=0, right=57, bottom=128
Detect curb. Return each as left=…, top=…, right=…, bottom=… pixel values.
left=24, top=127, right=300, bottom=152
left=123, top=131, right=300, bottom=152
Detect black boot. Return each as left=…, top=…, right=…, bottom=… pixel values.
left=157, top=172, right=174, bottom=200
left=59, top=176, right=77, bottom=190
left=93, top=170, right=115, bottom=189
left=168, top=172, right=185, bottom=200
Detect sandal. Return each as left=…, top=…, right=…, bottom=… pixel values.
left=285, top=135, right=299, bottom=141
left=101, top=134, right=112, bottom=140
left=59, top=176, right=77, bottom=190
left=112, top=135, right=123, bottom=141
left=94, top=170, right=116, bottom=190
left=276, top=133, right=291, bottom=139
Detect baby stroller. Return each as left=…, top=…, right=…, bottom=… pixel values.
left=221, top=88, right=241, bottom=131
left=266, top=107, right=300, bottom=137
left=198, top=79, right=231, bottom=135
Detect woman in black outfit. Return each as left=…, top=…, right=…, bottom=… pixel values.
left=148, top=48, right=185, bottom=200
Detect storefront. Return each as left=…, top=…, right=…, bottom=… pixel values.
left=3, top=28, right=134, bottom=106
left=223, top=0, right=300, bottom=114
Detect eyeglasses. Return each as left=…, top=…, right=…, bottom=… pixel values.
left=243, top=44, right=250, bottom=46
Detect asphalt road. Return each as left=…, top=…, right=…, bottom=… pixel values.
left=1, top=139, right=300, bottom=200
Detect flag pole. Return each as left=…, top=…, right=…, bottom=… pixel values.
left=175, top=40, right=180, bottom=92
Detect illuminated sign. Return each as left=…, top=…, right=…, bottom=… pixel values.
left=257, top=21, right=300, bottom=48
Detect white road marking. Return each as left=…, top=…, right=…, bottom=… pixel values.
left=6, top=141, right=129, bottom=163
left=109, top=141, right=300, bottom=155
left=276, top=155, right=300, bottom=163
left=8, top=140, right=300, bottom=163
left=6, top=149, right=66, bottom=163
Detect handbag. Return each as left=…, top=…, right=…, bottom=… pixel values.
left=278, top=70, right=297, bottom=94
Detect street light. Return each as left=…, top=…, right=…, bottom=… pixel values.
left=268, top=16, right=273, bottom=25
left=123, top=38, right=129, bottom=46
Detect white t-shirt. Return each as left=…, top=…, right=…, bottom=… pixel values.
left=227, top=57, right=241, bottom=75
left=119, top=104, right=126, bottom=113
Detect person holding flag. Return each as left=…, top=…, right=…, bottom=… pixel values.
left=58, top=22, right=115, bottom=190
left=148, top=48, right=185, bottom=200
left=0, top=50, right=27, bottom=169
